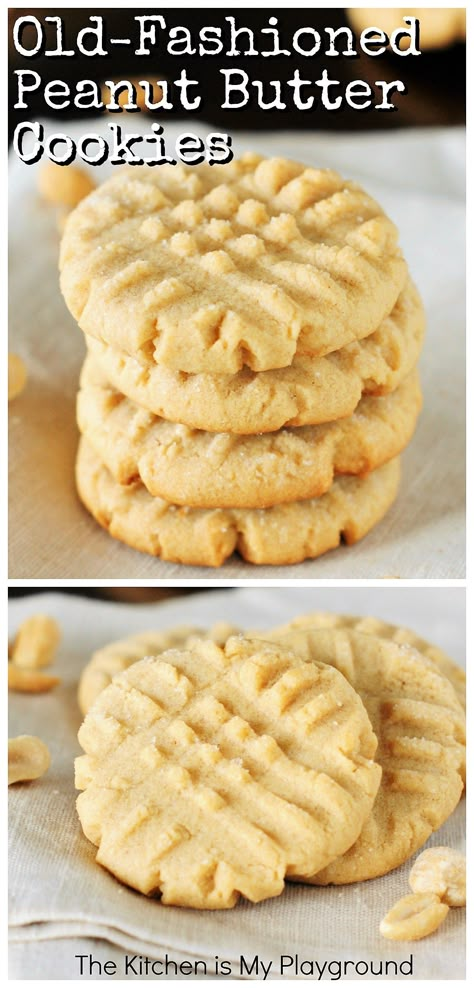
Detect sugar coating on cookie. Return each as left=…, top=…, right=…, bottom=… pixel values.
left=269, top=612, right=466, bottom=710
left=259, top=628, right=465, bottom=883
left=78, top=355, right=421, bottom=508
left=75, top=636, right=381, bottom=908
left=78, top=623, right=240, bottom=714
left=75, top=437, right=401, bottom=567
left=60, top=154, right=407, bottom=374
left=85, top=277, right=424, bottom=434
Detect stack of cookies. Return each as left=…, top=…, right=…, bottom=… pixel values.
left=75, top=614, right=465, bottom=910
left=59, top=153, right=425, bottom=566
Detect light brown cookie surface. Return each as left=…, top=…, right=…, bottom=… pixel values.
left=75, top=636, right=381, bottom=907
left=260, top=628, right=465, bottom=883
left=78, top=356, right=420, bottom=508
left=86, top=277, right=424, bottom=434
left=269, top=612, right=466, bottom=710
left=76, top=438, right=401, bottom=567
left=78, top=623, right=240, bottom=715
left=60, top=154, right=407, bottom=374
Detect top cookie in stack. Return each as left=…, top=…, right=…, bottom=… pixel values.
left=59, top=153, right=424, bottom=567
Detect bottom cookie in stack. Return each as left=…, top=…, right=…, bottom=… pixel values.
left=76, top=437, right=401, bottom=567
left=75, top=352, right=421, bottom=566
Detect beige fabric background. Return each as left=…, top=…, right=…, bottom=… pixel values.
left=8, top=123, right=465, bottom=578
left=9, top=589, right=466, bottom=979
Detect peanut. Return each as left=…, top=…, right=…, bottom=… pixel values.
left=38, top=162, right=96, bottom=208
left=12, top=614, right=60, bottom=669
left=8, top=664, right=60, bottom=693
left=8, top=735, right=51, bottom=784
left=380, top=892, right=449, bottom=941
left=8, top=353, right=27, bottom=401
left=409, top=847, right=466, bottom=907
left=102, top=77, right=163, bottom=111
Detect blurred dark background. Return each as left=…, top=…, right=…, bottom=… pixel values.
left=8, top=588, right=226, bottom=600
left=9, top=7, right=466, bottom=143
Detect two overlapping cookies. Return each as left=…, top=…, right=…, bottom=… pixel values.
left=75, top=615, right=465, bottom=908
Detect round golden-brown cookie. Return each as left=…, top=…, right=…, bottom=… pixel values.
left=76, top=438, right=401, bottom=567
left=86, top=277, right=424, bottom=434
left=75, top=636, right=381, bottom=907
left=60, top=153, right=407, bottom=374
left=260, top=627, right=465, bottom=883
left=78, top=622, right=240, bottom=715
left=78, top=356, right=421, bottom=508
left=268, top=612, right=466, bottom=710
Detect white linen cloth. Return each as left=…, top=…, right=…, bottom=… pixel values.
left=9, top=589, right=466, bottom=979
left=8, top=122, right=465, bottom=578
